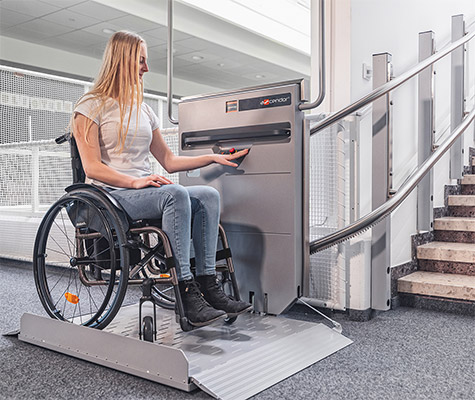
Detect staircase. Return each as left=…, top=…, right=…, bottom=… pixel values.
left=397, top=157, right=475, bottom=315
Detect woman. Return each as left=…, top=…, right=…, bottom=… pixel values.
left=72, top=31, right=251, bottom=327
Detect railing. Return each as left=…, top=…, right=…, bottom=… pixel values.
left=309, top=17, right=475, bottom=254
left=309, top=30, right=475, bottom=136
left=310, top=106, right=475, bottom=253
left=0, top=65, right=180, bottom=212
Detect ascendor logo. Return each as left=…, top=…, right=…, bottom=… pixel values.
left=239, top=92, right=291, bottom=111
left=260, top=96, right=290, bottom=106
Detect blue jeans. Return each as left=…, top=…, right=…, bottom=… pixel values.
left=109, top=184, right=220, bottom=281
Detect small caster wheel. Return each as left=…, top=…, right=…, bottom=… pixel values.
left=224, top=316, right=237, bottom=324
left=177, top=316, right=194, bottom=332
left=142, top=316, right=154, bottom=342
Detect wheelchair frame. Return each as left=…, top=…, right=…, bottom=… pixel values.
left=32, top=133, right=244, bottom=338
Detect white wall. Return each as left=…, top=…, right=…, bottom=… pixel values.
left=350, top=0, right=475, bottom=267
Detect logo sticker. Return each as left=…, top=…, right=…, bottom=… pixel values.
left=239, top=93, right=292, bottom=111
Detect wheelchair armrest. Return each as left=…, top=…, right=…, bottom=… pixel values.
left=65, top=183, right=133, bottom=225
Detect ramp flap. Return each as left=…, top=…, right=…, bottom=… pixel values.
left=19, top=308, right=352, bottom=400
left=185, top=314, right=352, bottom=400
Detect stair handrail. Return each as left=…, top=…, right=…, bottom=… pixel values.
left=310, top=29, right=475, bottom=135
left=309, top=23, right=475, bottom=254
left=310, top=104, right=475, bottom=254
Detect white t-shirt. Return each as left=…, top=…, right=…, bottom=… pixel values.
left=74, top=95, right=160, bottom=187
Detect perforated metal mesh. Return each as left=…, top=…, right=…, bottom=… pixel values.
left=0, top=144, right=72, bottom=208
left=0, top=69, right=81, bottom=144
left=149, top=128, right=180, bottom=183
left=0, top=66, right=179, bottom=260
left=308, top=123, right=348, bottom=309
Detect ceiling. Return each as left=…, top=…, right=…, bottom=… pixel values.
left=0, top=0, right=310, bottom=92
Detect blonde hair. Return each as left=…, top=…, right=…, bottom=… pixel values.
left=74, top=31, right=145, bottom=152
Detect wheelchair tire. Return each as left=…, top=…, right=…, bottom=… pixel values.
left=151, top=284, right=175, bottom=310
left=142, top=316, right=154, bottom=342
left=33, top=191, right=129, bottom=329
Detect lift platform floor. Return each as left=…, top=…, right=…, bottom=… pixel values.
left=19, top=305, right=352, bottom=400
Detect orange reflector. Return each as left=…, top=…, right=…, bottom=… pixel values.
left=65, top=292, right=79, bottom=304
left=159, top=273, right=171, bottom=278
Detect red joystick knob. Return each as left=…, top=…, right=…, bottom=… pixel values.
left=229, top=148, right=236, bottom=154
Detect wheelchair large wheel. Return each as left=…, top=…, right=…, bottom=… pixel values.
left=33, top=192, right=129, bottom=329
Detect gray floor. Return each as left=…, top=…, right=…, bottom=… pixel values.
left=1, top=258, right=474, bottom=400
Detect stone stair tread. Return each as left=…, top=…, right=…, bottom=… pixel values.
left=417, top=241, right=475, bottom=263
left=398, top=271, right=475, bottom=301
left=461, top=174, right=475, bottom=184
left=434, top=216, right=475, bottom=231
left=418, top=241, right=475, bottom=250
left=448, top=195, right=475, bottom=206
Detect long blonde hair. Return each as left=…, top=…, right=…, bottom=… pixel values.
left=75, top=31, right=145, bottom=152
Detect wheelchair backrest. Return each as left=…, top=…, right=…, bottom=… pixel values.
left=70, top=136, right=86, bottom=184
left=55, top=133, right=86, bottom=184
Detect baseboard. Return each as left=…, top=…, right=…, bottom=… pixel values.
left=347, top=308, right=375, bottom=322
left=399, top=293, right=475, bottom=316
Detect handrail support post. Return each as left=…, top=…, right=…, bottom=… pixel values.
left=450, top=14, right=466, bottom=179
left=417, top=31, right=436, bottom=232
left=371, top=52, right=392, bottom=311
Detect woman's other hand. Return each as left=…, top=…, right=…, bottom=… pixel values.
left=212, top=148, right=249, bottom=167
left=131, top=174, right=173, bottom=189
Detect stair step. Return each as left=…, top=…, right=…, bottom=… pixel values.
left=448, top=195, right=475, bottom=206
left=434, top=217, right=475, bottom=243
left=434, top=217, right=475, bottom=231
left=417, top=241, right=475, bottom=263
left=461, top=174, right=475, bottom=185
left=461, top=175, right=475, bottom=194
left=419, top=260, right=475, bottom=276
left=398, top=271, right=475, bottom=301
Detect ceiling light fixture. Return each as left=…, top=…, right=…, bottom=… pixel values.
left=255, top=74, right=266, bottom=79
left=191, top=55, right=204, bottom=61
left=102, top=28, right=116, bottom=34
left=217, top=63, right=225, bottom=67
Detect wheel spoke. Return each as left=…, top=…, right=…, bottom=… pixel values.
left=59, top=208, right=74, bottom=255
left=34, top=194, right=128, bottom=329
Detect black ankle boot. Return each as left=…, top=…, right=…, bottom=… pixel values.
left=177, top=279, right=226, bottom=327
left=195, top=275, right=252, bottom=317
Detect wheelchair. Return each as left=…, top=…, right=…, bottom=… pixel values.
left=32, top=133, right=244, bottom=341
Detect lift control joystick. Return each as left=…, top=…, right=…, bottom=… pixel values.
left=220, top=147, right=236, bottom=155
left=213, top=144, right=251, bottom=156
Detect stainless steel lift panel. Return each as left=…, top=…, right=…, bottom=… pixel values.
left=178, top=80, right=309, bottom=315
left=19, top=306, right=352, bottom=400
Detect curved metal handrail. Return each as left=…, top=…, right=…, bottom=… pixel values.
left=310, top=106, right=475, bottom=254
left=299, top=0, right=326, bottom=111
left=310, top=29, right=475, bottom=135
